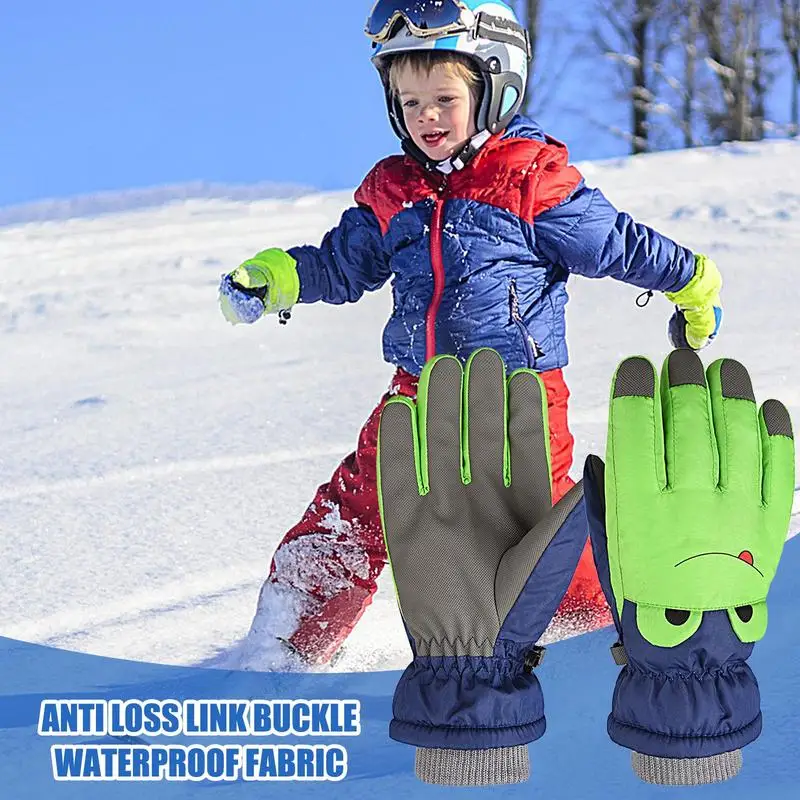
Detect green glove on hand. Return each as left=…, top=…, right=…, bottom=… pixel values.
left=219, top=248, right=300, bottom=325
left=666, top=254, right=722, bottom=350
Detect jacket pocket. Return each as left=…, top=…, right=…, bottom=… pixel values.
left=509, top=279, right=545, bottom=369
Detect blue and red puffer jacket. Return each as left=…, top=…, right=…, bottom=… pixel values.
left=289, top=115, right=696, bottom=376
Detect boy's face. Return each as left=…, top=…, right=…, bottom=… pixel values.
left=395, top=64, right=478, bottom=162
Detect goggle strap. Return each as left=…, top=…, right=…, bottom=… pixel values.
left=474, top=13, right=531, bottom=59
left=368, top=12, right=531, bottom=60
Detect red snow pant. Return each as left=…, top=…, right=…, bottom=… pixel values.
left=267, top=367, right=606, bottom=664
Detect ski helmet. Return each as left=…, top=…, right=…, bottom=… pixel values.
left=366, top=1, right=531, bottom=162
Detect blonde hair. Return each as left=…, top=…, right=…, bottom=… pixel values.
left=387, top=50, right=482, bottom=101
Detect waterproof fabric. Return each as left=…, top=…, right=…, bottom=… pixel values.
left=584, top=349, right=795, bottom=764
left=289, top=115, right=696, bottom=376
left=585, top=475, right=762, bottom=758
left=377, top=349, right=588, bottom=751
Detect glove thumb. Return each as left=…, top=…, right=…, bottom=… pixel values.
left=494, top=482, right=587, bottom=641
left=583, top=455, right=620, bottom=631
left=230, top=263, right=270, bottom=291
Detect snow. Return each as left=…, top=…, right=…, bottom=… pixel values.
left=1, top=139, right=799, bottom=673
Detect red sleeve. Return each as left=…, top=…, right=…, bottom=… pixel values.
left=537, top=153, right=583, bottom=213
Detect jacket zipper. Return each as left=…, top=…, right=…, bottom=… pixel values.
left=425, top=180, right=447, bottom=361
left=509, top=279, right=545, bottom=369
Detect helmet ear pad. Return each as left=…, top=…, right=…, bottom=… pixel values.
left=387, top=86, right=410, bottom=141
left=481, top=69, right=525, bottom=134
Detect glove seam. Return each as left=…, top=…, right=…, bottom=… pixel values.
left=611, top=713, right=760, bottom=741
left=397, top=717, right=544, bottom=733
left=414, top=636, right=497, bottom=653
left=408, top=657, right=534, bottom=677
left=628, top=591, right=768, bottom=609
left=621, top=660, right=749, bottom=682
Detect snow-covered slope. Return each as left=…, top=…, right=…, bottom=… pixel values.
left=0, top=140, right=798, bottom=672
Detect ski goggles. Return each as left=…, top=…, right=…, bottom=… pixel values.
left=365, top=0, right=476, bottom=43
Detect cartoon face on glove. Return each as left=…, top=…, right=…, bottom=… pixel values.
left=603, top=349, right=794, bottom=650
left=615, top=499, right=780, bottom=647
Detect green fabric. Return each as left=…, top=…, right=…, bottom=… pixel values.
left=232, top=248, right=300, bottom=314
left=604, top=350, right=794, bottom=646
left=379, top=350, right=550, bottom=501
left=665, top=254, right=722, bottom=349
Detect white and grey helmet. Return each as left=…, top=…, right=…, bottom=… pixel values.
left=366, top=0, right=531, bottom=165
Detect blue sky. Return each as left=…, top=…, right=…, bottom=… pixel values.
left=1, top=1, right=402, bottom=206
left=2, top=2, right=794, bottom=208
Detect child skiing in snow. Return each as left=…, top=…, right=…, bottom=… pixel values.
left=219, top=0, right=723, bottom=668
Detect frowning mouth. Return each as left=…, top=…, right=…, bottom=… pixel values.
left=674, top=551, right=764, bottom=576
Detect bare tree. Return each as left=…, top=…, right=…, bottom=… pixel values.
left=680, top=0, right=701, bottom=146
left=525, top=0, right=541, bottom=77
left=516, top=0, right=584, bottom=118
left=593, top=0, right=672, bottom=153
left=517, top=0, right=541, bottom=115
left=699, top=0, right=777, bottom=142
left=645, top=0, right=704, bottom=148
left=781, top=0, right=800, bottom=136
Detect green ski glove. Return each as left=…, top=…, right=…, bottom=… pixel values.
left=666, top=254, right=723, bottom=350
left=219, top=248, right=300, bottom=325
left=584, top=349, right=795, bottom=784
left=377, top=348, right=588, bottom=786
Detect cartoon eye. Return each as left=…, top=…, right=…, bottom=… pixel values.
left=735, top=605, right=753, bottom=623
left=665, top=609, right=691, bottom=626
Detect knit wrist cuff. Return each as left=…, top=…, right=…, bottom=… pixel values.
left=415, top=745, right=530, bottom=786
left=632, top=750, right=742, bottom=785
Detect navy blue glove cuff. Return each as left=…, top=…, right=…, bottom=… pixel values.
left=609, top=659, right=762, bottom=758
left=390, top=652, right=545, bottom=749
left=584, top=456, right=763, bottom=760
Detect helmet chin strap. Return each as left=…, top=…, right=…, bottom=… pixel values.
left=401, top=129, right=493, bottom=173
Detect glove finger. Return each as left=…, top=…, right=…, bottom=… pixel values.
left=462, top=349, right=507, bottom=488
left=660, top=349, right=718, bottom=490
left=418, top=356, right=465, bottom=493
left=232, top=263, right=269, bottom=289
left=378, top=397, right=425, bottom=557
left=608, top=356, right=666, bottom=493
left=683, top=305, right=721, bottom=349
left=219, top=292, right=243, bottom=325
left=707, top=358, right=760, bottom=494
left=583, top=455, right=621, bottom=630
left=506, top=369, right=552, bottom=524
left=759, top=399, right=795, bottom=542
left=494, top=481, right=586, bottom=639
